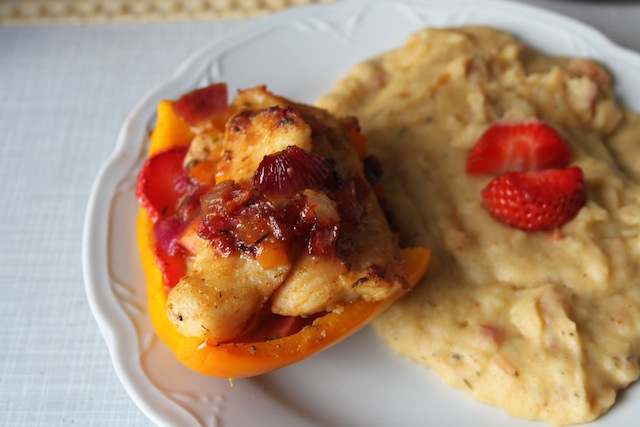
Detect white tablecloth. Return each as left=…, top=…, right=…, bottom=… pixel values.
left=1, top=1, right=639, bottom=425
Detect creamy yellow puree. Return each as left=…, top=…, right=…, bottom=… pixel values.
left=316, top=27, right=640, bottom=426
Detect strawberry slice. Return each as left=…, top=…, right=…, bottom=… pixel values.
left=153, top=242, right=187, bottom=291
left=136, top=146, right=189, bottom=223
left=466, top=121, right=570, bottom=174
left=481, top=167, right=586, bottom=231
left=172, top=82, right=228, bottom=126
left=137, top=148, right=195, bottom=290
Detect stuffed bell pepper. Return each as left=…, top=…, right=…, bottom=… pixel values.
left=136, top=83, right=430, bottom=378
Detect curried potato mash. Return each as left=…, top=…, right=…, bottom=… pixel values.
left=317, top=26, right=640, bottom=426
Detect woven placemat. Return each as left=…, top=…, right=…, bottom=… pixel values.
left=0, top=0, right=335, bottom=25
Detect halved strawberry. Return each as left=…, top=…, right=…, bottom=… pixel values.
left=466, top=121, right=570, bottom=174
left=136, top=146, right=189, bottom=223
left=481, top=167, right=586, bottom=231
left=153, top=242, right=187, bottom=291
left=172, top=82, right=228, bottom=126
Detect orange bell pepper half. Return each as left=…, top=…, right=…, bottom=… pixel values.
left=136, top=91, right=430, bottom=378
left=137, top=210, right=429, bottom=378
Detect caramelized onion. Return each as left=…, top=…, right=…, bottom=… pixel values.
left=253, top=146, right=334, bottom=196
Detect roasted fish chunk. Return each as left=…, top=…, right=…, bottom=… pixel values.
left=165, top=86, right=408, bottom=342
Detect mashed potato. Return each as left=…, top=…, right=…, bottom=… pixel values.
left=317, top=27, right=640, bottom=425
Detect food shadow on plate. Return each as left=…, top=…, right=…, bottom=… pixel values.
left=248, top=326, right=526, bottom=427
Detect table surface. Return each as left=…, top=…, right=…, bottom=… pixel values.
left=2, top=0, right=640, bottom=426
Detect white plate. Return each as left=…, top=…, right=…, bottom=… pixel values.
left=83, top=0, right=640, bottom=425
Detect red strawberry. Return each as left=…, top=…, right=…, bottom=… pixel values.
left=481, top=167, right=586, bottom=231
left=466, top=121, right=570, bottom=174
left=172, top=82, right=228, bottom=126
left=136, top=146, right=189, bottom=223
left=153, top=242, right=187, bottom=291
